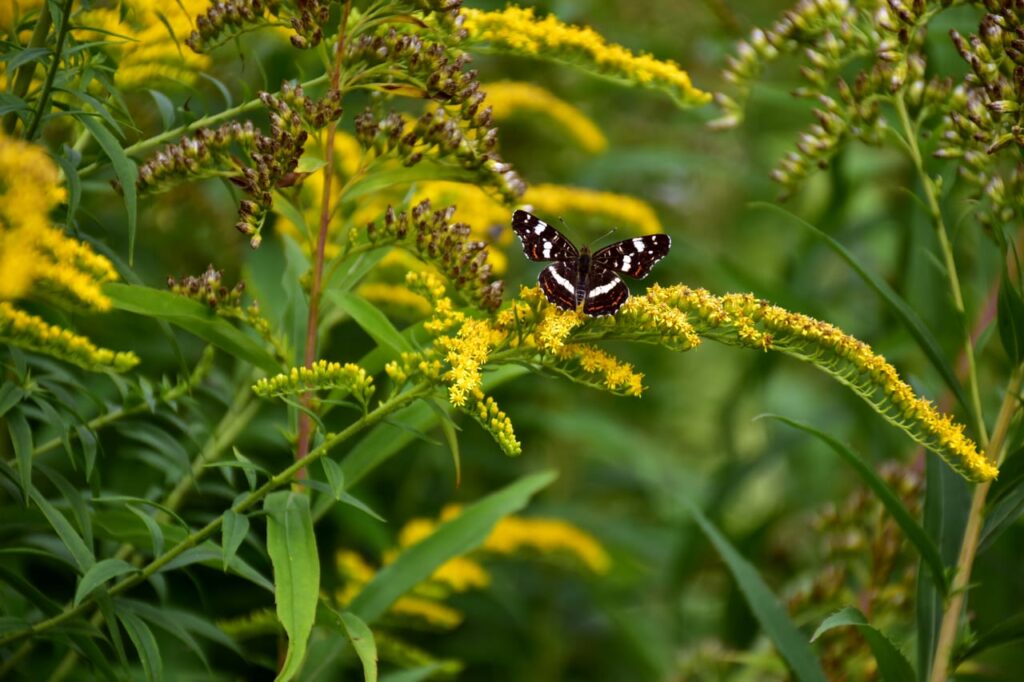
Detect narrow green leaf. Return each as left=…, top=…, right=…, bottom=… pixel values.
left=427, top=399, right=461, bottom=486
left=378, top=664, right=448, bottom=682
left=321, top=458, right=345, bottom=501
left=0, top=383, right=25, bottom=418
left=266, top=491, right=320, bottom=682
left=956, top=611, right=1024, bottom=665
left=752, top=202, right=971, bottom=420
left=685, top=498, right=827, bottom=682
left=75, top=558, right=137, bottom=606
left=8, top=411, right=32, bottom=500
left=147, top=89, right=176, bottom=130
left=222, top=509, right=249, bottom=572
left=56, top=88, right=124, bottom=137
left=30, top=487, right=94, bottom=572
left=325, top=292, right=413, bottom=356
left=37, top=463, right=93, bottom=549
left=127, top=505, right=164, bottom=557
left=812, top=607, right=914, bottom=682
left=118, top=610, right=164, bottom=682
left=764, top=414, right=947, bottom=594
left=338, top=610, right=377, bottom=682
left=350, top=470, right=556, bottom=622
left=104, top=283, right=280, bottom=374
left=997, top=275, right=1024, bottom=364
left=76, top=115, right=138, bottom=262
left=5, top=47, right=51, bottom=76
left=233, top=447, right=260, bottom=490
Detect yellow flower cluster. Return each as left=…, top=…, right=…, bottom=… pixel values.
left=252, top=360, right=374, bottom=405
left=1, top=133, right=137, bottom=372
left=77, top=0, right=210, bottom=90
left=484, top=515, right=611, bottom=574
left=469, top=388, right=521, bottom=456
left=484, top=81, right=608, bottom=153
left=638, top=284, right=997, bottom=482
left=557, top=343, right=645, bottom=397
left=524, top=183, right=663, bottom=236
left=355, top=282, right=433, bottom=317
left=535, top=308, right=586, bottom=353
left=439, top=318, right=493, bottom=407
left=0, top=302, right=139, bottom=372
left=462, top=6, right=711, bottom=108
left=0, top=0, right=39, bottom=36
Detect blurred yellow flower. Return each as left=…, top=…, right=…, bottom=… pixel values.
left=524, top=184, right=663, bottom=235
left=78, top=0, right=211, bottom=89
left=484, top=515, right=611, bottom=574
left=484, top=80, right=607, bottom=153
left=463, top=6, right=711, bottom=108
left=411, top=181, right=512, bottom=274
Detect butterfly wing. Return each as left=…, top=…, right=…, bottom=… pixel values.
left=582, top=268, right=630, bottom=317
left=592, top=234, right=672, bottom=279
left=538, top=261, right=579, bottom=312
left=512, top=210, right=579, bottom=262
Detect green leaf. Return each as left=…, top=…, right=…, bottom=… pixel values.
left=979, top=446, right=1024, bottom=552
left=104, top=283, right=280, bottom=374
left=685, top=498, right=827, bottom=682
left=127, top=505, right=164, bottom=558
left=325, top=291, right=413, bottom=357
left=343, top=163, right=476, bottom=202
left=764, top=415, right=947, bottom=594
left=427, top=399, right=461, bottom=486
left=997, top=275, right=1024, bottom=364
left=5, top=47, right=51, bottom=76
left=233, top=447, right=261, bottom=490
left=812, top=608, right=913, bottom=682
left=0, top=383, right=26, bottom=418
left=75, top=558, right=138, bottom=606
left=8, top=411, right=32, bottom=501
left=30, top=487, right=95, bottom=572
left=266, top=491, right=320, bottom=682
left=321, top=458, right=345, bottom=501
left=956, top=611, right=1024, bottom=665
left=752, top=202, right=972, bottom=420
left=338, top=610, right=377, bottom=682
left=37, top=463, right=93, bottom=549
left=222, top=509, right=249, bottom=572
left=147, top=89, right=176, bottom=130
left=76, top=115, right=138, bottom=262
left=350, top=470, right=555, bottom=622
left=118, top=610, right=164, bottom=682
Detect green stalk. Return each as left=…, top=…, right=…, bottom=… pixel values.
left=0, top=385, right=428, bottom=648
left=24, top=0, right=75, bottom=140
left=2, top=3, right=53, bottom=134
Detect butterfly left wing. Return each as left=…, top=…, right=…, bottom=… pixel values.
left=512, top=210, right=579, bottom=262
left=538, top=261, right=579, bottom=312
left=582, top=268, right=630, bottom=317
left=592, top=234, right=672, bottom=279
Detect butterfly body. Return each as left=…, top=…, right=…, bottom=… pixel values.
left=512, top=210, right=672, bottom=316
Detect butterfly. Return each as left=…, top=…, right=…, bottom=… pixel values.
left=512, top=209, right=672, bottom=316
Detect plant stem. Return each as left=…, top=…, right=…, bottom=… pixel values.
left=894, top=94, right=988, bottom=447
left=0, top=385, right=427, bottom=648
left=295, top=0, right=353, bottom=475
left=24, top=0, right=74, bottom=140
left=74, top=74, right=329, bottom=178
left=928, top=365, right=1022, bottom=682
left=2, top=3, right=53, bottom=135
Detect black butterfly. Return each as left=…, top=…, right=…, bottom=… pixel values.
left=512, top=209, right=672, bottom=316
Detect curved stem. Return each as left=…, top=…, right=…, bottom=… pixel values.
left=928, top=365, right=1022, bottom=682
left=24, top=0, right=74, bottom=140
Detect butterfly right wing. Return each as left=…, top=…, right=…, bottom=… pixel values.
left=512, top=210, right=579, bottom=262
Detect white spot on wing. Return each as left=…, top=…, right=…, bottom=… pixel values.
left=633, top=238, right=645, bottom=252
left=589, top=278, right=621, bottom=297
left=621, top=255, right=632, bottom=271
left=542, top=242, right=552, bottom=259
left=549, top=267, right=575, bottom=293
left=533, top=224, right=546, bottom=235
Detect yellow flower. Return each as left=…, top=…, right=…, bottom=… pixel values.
left=462, top=6, right=711, bottom=108
left=1, top=0, right=41, bottom=36
left=0, top=303, right=139, bottom=372
left=524, top=184, right=663, bottom=235
left=439, top=318, right=493, bottom=407
left=535, top=308, right=586, bottom=353
left=356, top=282, right=432, bottom=317
left=558, top=343, right=645, bottom=397
left=484, top=81, right=607, bottom=153
left=78, top=0, right=211, bottom=89
left=252, top=360, right=374, bottom=404
left=483, top=516, right=611, bottom=574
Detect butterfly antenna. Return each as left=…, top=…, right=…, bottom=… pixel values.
left=588, top=227, right=618, bottom=249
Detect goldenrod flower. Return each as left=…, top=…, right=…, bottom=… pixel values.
left=78, top=0, right=211, bottom=89
left=356, top=282, right=433, bottom=317
left=483, top=515, right=611, bottom=574
left=462, top=6, right=711, bottom=108
left=556, top=343, right=645, bottom=397
left=535, top=308, right=586, bottom=354
left=0, top=303, right=139, bottom=373
left=524, top=184, right=663, bottom=235
left=252, top=360, right=374, bottom=406
left=439, top=318, right=493, bottom=407
left=484, top=81, right=607, bottom=153
left=637, top=284, right=997, bottom=482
